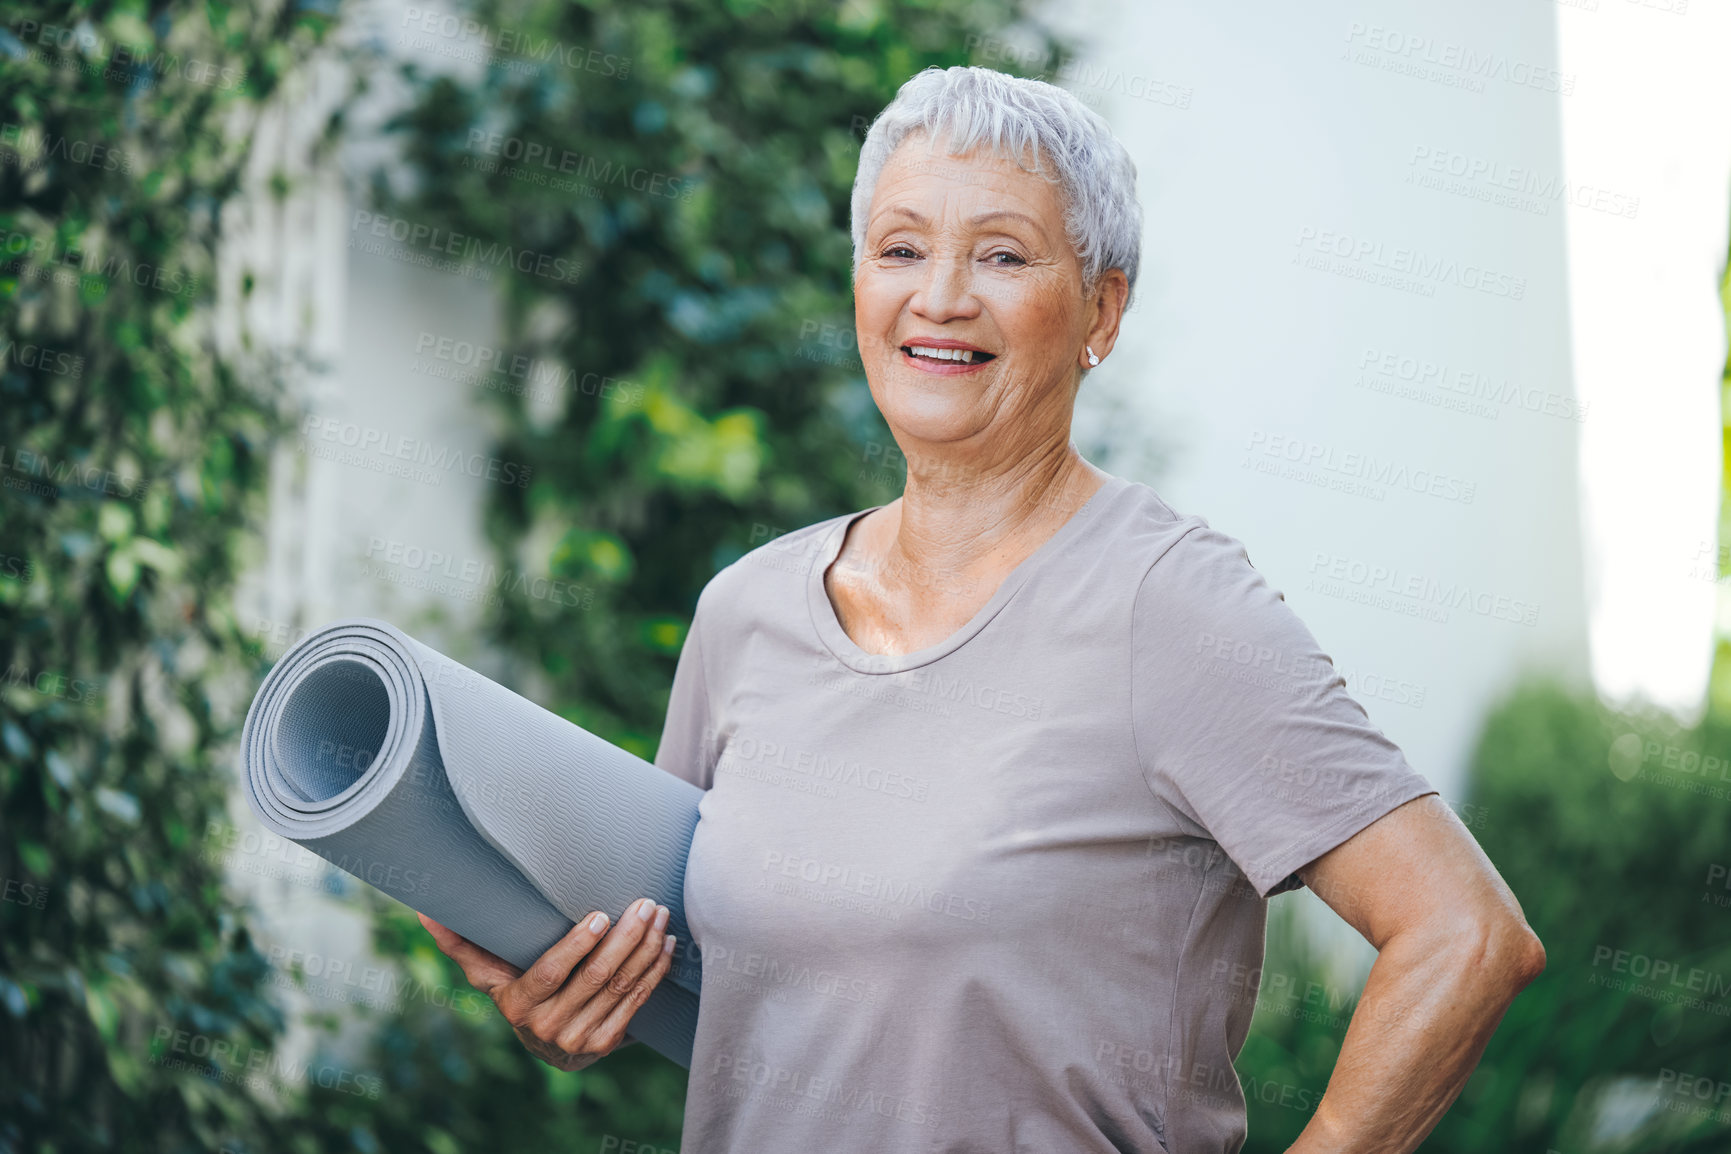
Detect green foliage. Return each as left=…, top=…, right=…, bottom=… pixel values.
left=288, top=898, right=692, bottom=1154
left=1237, top=682, right=1731, bottom=1154
left=372, top=0, right=1066, bottom=754
left=0, top=2, right=335, bottom=1151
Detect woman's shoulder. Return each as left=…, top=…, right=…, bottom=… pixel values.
left=1103, top=478, right=1221, bottom=572
left=1107, top=482, right=1279, bottom=606
left=1113, top=487, right=1321, bottom=668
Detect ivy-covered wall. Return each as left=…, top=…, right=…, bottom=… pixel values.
left=1, top=0, right=1070, bottom=1150
left=0, top=3, right=334, bottom=1150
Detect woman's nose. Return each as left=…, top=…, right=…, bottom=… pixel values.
left=910, top=255, right=982, bottom=322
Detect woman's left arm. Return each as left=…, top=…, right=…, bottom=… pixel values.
left=1282, top=793, right=1547, bottom=1154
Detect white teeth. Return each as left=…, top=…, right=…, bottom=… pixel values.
left=906, top=346, right=976, bottom=363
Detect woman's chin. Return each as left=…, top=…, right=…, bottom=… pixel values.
left=875, top=394, right=989, bottom=447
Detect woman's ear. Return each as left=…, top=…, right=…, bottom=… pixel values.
left=1083, top=268, right=1131, bottom=365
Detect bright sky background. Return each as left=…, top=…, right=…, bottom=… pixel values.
left=1561, top=0, right=1731, bottom=720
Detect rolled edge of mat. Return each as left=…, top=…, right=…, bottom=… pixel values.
left=240, top=618, right=575, bottom=971
left=241, top=618, right=427, bottom=839
left=237, top=617, right=703, bottom=1067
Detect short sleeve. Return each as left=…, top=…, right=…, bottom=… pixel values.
left=1131, top=522, right=1438, bottom=898
left=653, top=593, right=722, bottom=791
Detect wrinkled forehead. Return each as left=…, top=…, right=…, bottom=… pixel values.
left=870, top=129, right=1067, bottom=221
left=882, top=124, right=1051, bottom=184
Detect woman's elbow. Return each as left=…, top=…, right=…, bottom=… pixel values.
left=1510, top=922, right=1547, bottom=987
left=1459, top=914, right=1547, bottom=996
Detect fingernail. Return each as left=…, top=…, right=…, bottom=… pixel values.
left=663, top=934, right=676, bottom=954
left=588, top=912, right=608, bottom=933
left=653, top=905, right=669, bottom=930
left=637, top=898, right=655, bottom=921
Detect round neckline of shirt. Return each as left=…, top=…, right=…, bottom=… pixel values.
left=806, top=473, right=1132, bottom=675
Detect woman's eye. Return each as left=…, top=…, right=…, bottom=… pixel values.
left=986, top=251, right=1026, bottom=266
left=881, top=245, right=919, bottom=260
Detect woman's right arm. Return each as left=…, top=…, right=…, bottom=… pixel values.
left=420, top=897, right=675, bottom=1071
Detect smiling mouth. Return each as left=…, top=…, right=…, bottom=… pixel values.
left=901, top=345, right=996, bottom=365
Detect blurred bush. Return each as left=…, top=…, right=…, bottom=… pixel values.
left=1239, top=681, right=1731, bottom=1154
left=0, top=2, right=335, bottom=1151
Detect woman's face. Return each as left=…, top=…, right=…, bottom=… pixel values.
left=855, top=134, right=1123, bottom=464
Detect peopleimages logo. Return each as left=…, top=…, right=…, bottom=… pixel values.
left=465, top=131, right=697, bottom=200
left=1406, top=146, right=1639, bottom=220
left=719, top=734, right=932, bottom=801
left=708, top=1052, right=942, bottom=1127
left=701, top=942, right=878, bottom=1004
left=1242, top=429, right=1478, bottom=504
left=1306, top=551, right=1540, bottom=627
left=349, top=211, right=581, bottom=285
left=0, top=336, right=84, bottom=378
left=0, top=444, right=149, bottom=501
left=1343, top=22, right=1576, bottom=95
left=1294, top=226, right=1526, bottom=301
left=149, top=1027, right=383, bottom=1098
left=362, top=536, right=595, bottom=610
left=762, top=850, right=991, bottom=924
left=9, top=19, right=252, bottom=91
left=299, top=416, right=532, bottom=489
left=1, top=663, right=101, bottom=704
left=0, top=226, right=199, bottom=298
left=1354, top=346, right=1588, bottom=423
left=1588, top=945, right=1731, bottom=1014
left=411, top=331, right=644, bottom=406
left=398, top=8, right=630, bottom=77
left=0, top=123, right=133, bottom=174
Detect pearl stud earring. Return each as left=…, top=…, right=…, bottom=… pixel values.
left=1086, top=346, right=1100, bottom=367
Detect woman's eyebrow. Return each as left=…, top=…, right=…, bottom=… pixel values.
left=880, top=205, right=930, bottom=225
left=967, top=209, right=1042, bottom=231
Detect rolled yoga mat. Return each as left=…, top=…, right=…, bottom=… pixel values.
left=239, top=617, right=703, bottom=1067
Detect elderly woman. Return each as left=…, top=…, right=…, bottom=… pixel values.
left=423, top=65, right=1546, bottom=1152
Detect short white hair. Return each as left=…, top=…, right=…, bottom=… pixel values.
left=850, top=65, right=1143, bottom=305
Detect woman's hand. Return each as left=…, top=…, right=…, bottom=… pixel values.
left=418, top=897, right=676, bottom=1071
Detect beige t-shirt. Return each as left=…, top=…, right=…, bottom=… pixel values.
left=653, top=473, right=1436, bottom=1153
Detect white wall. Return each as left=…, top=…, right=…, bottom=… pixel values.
left=1557, top=0, right=1731, bottom=720
left=219, top=19, right=512, bottom=1070
left=1053, top=0, right=1592, bottom=807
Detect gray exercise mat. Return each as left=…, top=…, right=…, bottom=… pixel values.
left=238, top=617, right=702, bottom=1067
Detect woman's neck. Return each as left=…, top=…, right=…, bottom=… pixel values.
left=882, top=436, right=1110, bottom=587
left=822, top=434, right=1112, bottom=656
